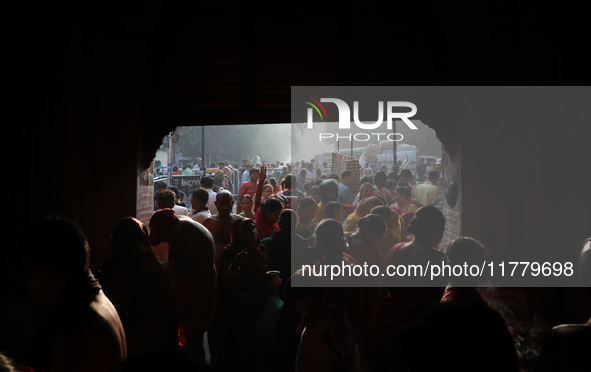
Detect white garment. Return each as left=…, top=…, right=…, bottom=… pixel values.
left=191, top=209, right=211, bottom=224
left=206, top=188, right=218, bottom=215
left=172, top=204, right=190, bottom=216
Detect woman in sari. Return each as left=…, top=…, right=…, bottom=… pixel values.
left=390, top=184, right=418, bottom=217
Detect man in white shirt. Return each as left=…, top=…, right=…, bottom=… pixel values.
left=190, top=188, right=211, bottom=223
left=156, top=189, right=190, bottom=216
left=241, top=163, right=252, bottom=184
left=200, top=176, right=218, bottom=215
left=305, top=162, right=317, bottom=181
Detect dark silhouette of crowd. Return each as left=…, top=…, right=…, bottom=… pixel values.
left=1, top=160, right=589, bottom=372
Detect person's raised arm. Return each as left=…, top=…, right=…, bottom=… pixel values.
left=254, top=165, right=267, bottom=212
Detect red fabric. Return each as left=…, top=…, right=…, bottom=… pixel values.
left=238, top=181, right=258, bottom=198
left=148, top=208, right=177, bottom=246
left=255, top=207, right=278, bottom=239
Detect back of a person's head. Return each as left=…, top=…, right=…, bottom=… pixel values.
left=200, top=176, right=213, bottom=188
left=446, top=237, right=486, bottom=266
left=428, top=170, right=439, bottom=180
left=318, top=179, right=338, bottom=202
left=324, top=201, right=343, bottom=219
left=22, top=215, right=90, bottom=276
left=374, top=171, right=387, bottom=183
left=284, top=174, right=296, bottom=189
left=192, top=188, right=209, bottom=204
left=299, top=197, right=318, bottom=210
left=149, top=208, right=179, bottom=246
left=315, top=219, right=345, bottom=251
left=262, top=197, right=283, bottom=214
left=400, top=169, right=412, bottom=179
left=398, top=302, right=519, bottom=372
left=357, top=214, right=386, bottom=236
left=156, top=189, right=176, bottom=209
left=360, top=176, right=373, bottom=185
left=369, top=206, right=392, bottom=223
left=278, top=209, right=297, bottom=230
left=110, top=217, right=151, bottom=260
left=168, top=186, right=180, bottom=198
left=395, top=184, right=412, bottom=199
left=169, top=216, right=215, bottom=277
left=406, top=205, right=445, bottom=239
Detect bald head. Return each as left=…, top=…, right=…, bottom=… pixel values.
left=215, top=190, right=235, bottom=215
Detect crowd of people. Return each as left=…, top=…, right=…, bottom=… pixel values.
left=1, top=157, right=590, bottom=372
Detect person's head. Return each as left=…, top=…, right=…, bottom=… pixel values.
left=108, top=217, right=151, bottom=262
left=428, top=170, right=439, bottom=183
left=318, top=179, right=339, bottom=203
left=308, top=185, right=320, bottom=202
left=278, top=209, right=297, bottom=230
left=357, top=214, right=387, bottom=243
left=385, top=180, right=397, bottom=195
left=200, top=176, right=214, bottom=189
left=214, top=190, right=234, bottom=215
left=262, top=184, right=273, bottom=200
left=191, top=188, right=209, bottom=210
left=168, top=186, right=180, bottom=198
left=374, top=171, right=388, bottom=187
left=324, top=201, right=344, bottom=221
left=327, top=173, right=340, bottom=182
left=360, top=175, right=373, bottom=185
left=359, top=182, right=375, bottom=201
left=388, top=172, right=400, bottom=182
left=284, top=175, right=296, bottom=190
left=268, top=177, right=277, bottom=187
left=298, top=197, right=318, bottom=221
left=149, top=208, right=179, bottom=247
left=315, top=219, right=347, bottom=260
left=380, top=165, right=388, bottom=173
left=21, top=215, right=91, bottom=305
left=394, top=184, right=412, bottom=204
left=239, top=194, right=254, bottom=212
left=261, top=198, right=284, bottom=225
left=407, top=205, right=446, bottom=247
left=249, top=168, right=260, bottom=183
left=156, top=189, right=176, bottom=209
left=371, top=205, right=398, bottom=230
left=156, top=182, right=168, bottom=193
left=446, top=237, right=486, bottom=267
left=340, top=170, right=353, bottom=186
left=239, top=218, right=259, bottom=249
left=400, top=169, right=413, bottom=181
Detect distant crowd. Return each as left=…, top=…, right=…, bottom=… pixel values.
left=1, top=156, right=589, bottom=372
